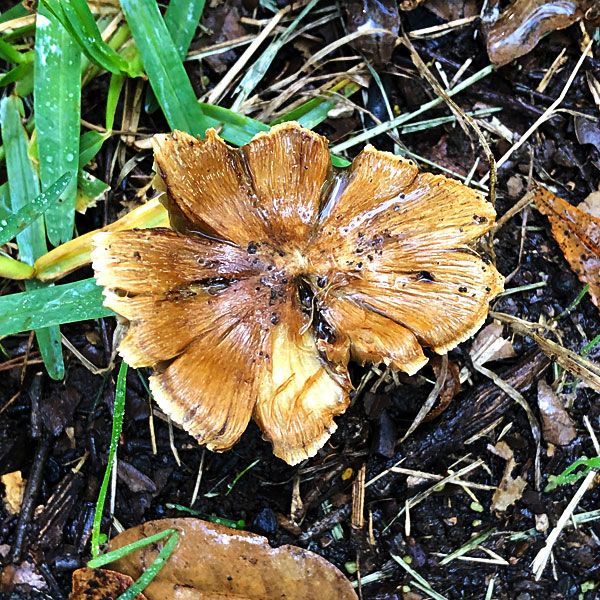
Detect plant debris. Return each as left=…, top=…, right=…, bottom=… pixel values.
left=92, top=122, right=503, bottom=465
left=483, top=0, right=597, bottom=66
left=70, top=567, right=147, bottom=600
left=537, top=381, right=577, bottom=446
left=533, top=186, right=600, bottom=310
left=101, top=517, right=358, bottom=600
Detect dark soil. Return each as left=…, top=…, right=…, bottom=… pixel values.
left=1, top=2, right=600, bottom=599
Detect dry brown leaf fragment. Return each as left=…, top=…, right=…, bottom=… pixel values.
left=104, top=518, right=358, bottom=600
left=70, top=567, right=147, bottom=600
left=534, top=186, right=600, bottom=309
left=92, top=122, right=503, bottom=465
left=484, top=0, right=594, bottom=66
left=491, top=458, right=527, bottom=512
left=1, top=471, right=25, bottom=515
left=537, top=381, right=577, bottom=446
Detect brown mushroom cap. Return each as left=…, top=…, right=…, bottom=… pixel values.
left=92, top=122, right=503, bottom=465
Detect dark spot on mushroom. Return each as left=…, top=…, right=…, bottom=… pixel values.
left=473, top=214, right=487, bottom=224
left=459, top=286, right=468, bottom=293
left=317, top=276, right=327, bottom=288
left=417, top=271, right=435, bottom=282
left=271, top=313, right=279, bottom=325
left=315, top=311, right=336, bottom=344
left=357, top=262, right=363, bottom=268
left=133, top=251, right=141, bottom=260
left=247, top=241, right=258, bottom=254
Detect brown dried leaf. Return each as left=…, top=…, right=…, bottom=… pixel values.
left=105, top=518, right=358, bottom=600
left=70, top=567, right=147, bottom=600
left=491, top=458, right=527, bottom=512
left=423, top=355, right=460, bottom=421
left=534, top=186, right=600, bottom=309
left=1, top=471, right=24, bottom=515
left=580, top=191, right=600, bottom=219
left=470, top=321, right=516, bottom=365
left=485, top=0, right=588, bottom=66
left=537, top=381, right=577, bottom=446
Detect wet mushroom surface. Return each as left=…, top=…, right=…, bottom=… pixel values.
left=92, top=123, right=503, bottom=465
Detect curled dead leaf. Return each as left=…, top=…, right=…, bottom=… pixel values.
left=1, top=471, right=25, bottom=516
left=534, top=186, right=600, bottom=310
left=491, top=458, right=527, bottom=512
left=102, top=518, right=358, bottom=600
left=92, top=122, right=503, bottom=465
left=484, top=0, right=595, bottom=66
left=423, top=355, right=460, bottom=422
left=537, top=381, right=577, bottom=446
left=470, top=321, right=516, bottom=366
left=70, top=567, right=147, bottom=600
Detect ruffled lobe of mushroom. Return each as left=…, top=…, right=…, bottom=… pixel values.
left=318, top=295, right=427, bottom=375
left=311, top=145, right=503, bottom=355
left=255, top=300, right=351, bottom=465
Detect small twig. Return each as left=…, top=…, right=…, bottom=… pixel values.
left=531, top=469, right=597, bottom=579
left=9, top=434, right=51, bottom=563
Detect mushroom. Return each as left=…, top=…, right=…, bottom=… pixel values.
left=92, top=122, right=503, bottom=465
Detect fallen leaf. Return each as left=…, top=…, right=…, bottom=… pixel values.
left=534, top=186, right=600, bottom=309
left=484, top=0, right=592, bottom=66
left=488, top=440, right=513, bottom=461
left=11, top=561, right=46, bottom=591
left=1, top=471, right=25, bottom=515
left=423, top=356, right=461, bottom=421
left=471, top=321, right=516, bottom=366
left=70, top=567, right=147, bottom=600
left=575, top=116, right=600, bottom=153
left=105, top=518, right=358, bottom=600
left=580, top=191, right=600, bottom=219
left=537, top=381, right=577, bottom=446
left=491, top=458, right=527, bottom=512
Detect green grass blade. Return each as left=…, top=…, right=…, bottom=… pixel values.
left=79, top=131, right=109, bottom=168
left=35, top=5, right=82, bottom=245
left=0, top=255, right=34, bottom=279
left=77, top=170, right=109, bottom=211
left=106, top=72, right=124, bottom=131
left=0, top=278, right=113, bottom=337
left=165, top=0, right=205, bottom=57
left=120, top=0, right=208, bottom=136
left=91, top=360, right=128, bottom=558
left=199, top=103, right=269, bottom=145
left=40, top=0, right=142, bottom=77
left=0, top=59, right=33, bottom=89
left=271, top=80, right=361, bottom=128
left=88, top=529, right=177, bottom=568
left=0, top=3, right=29, bottom=24
left=116, top=530, right=180, bottom=600
left=0, top=37, right=26, bottom=63
left=144, top=0, right=206, bottom=114
left=1, top=96, right=43, bottom=265
left=0, top=182, right=10, bottom=220
left=0, top=172, right=72, bottom=247
left=0, top=95, right=64, bottom=378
